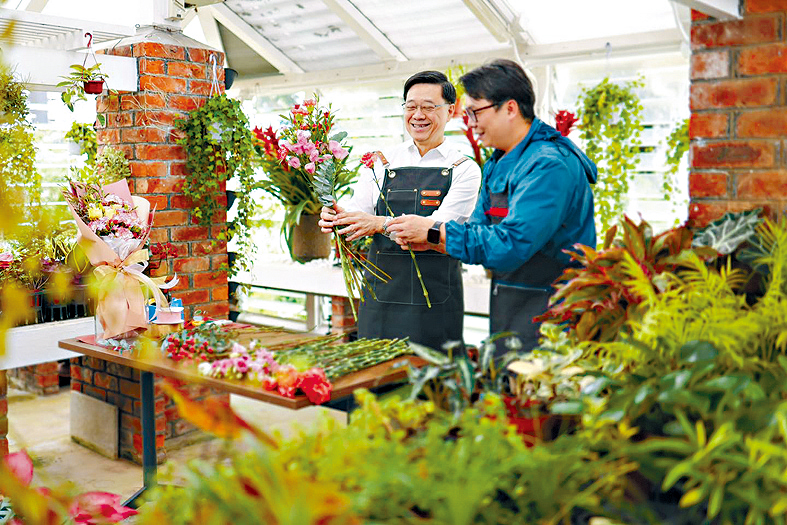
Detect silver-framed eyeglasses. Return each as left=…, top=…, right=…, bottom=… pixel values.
left=465, top=103, right=498, bottom=123
left=402, top=102, right=450, bottom=114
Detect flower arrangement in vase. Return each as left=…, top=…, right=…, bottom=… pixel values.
left=253, top=96, right=358, bottom=261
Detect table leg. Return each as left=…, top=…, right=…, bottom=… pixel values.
left=123, top=370, right=157, bottom=508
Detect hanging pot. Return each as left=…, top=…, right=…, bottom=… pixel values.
left=224, top=68, right=238, bottom=90
left=83, top=80, right=104, bottom=94
left=67, top=141, right=82, bottom=155
left=290, top=214, right=331, bottom=262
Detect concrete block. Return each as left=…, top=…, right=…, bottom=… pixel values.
left=70, top=390, right=119, bottom=460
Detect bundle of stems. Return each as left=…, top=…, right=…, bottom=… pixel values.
left=312, top=160, right=391, bottom=320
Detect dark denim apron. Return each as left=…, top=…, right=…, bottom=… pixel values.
left=486, top=190, right=566, bottom=354
left=358, top=158, right=466, bottom=351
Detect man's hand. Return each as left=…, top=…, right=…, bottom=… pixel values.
left=319, top=203, right=343, bottom=233
left=386, top=215, right=433, bottom=244
left=322, top=208, right=386, bottom=242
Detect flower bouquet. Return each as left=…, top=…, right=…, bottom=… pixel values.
left=253, top=96, right=358, bottom=260
left=63, top=179, right=176, bottom=342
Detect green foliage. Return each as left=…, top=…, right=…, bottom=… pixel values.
left=577, top=77, right=644, bottom=234
left=692, top=208, right=763, bottom=255
left=56, top=63, right=112, bottom=126
left=664, top=118, right=688, bottom=195
left=64, top=122, right=97, bottom=165
left=95, top=146, right=130, bottom=182
left=175, top=93, right=256, bottom=275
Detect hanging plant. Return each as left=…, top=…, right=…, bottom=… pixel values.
left=664, top=117, right=689, bottom=195
left=175, top=93, right=256, bottom=274
left=65, top=122, right=97, bottom=164
left=577, top=77, right=644, bottom=234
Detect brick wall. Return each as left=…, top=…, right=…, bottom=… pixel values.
left=331, top=296, right=359, bottom=341
left=67, top=35, right=231, bottom=464
left=689, top=0, right=787, bottom=224
left=8, top=362, right=60, bottom=395
left=0, top=370, right=7, bottom=457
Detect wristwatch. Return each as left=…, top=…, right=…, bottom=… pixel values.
left=427, top=221, right=443, bottom=244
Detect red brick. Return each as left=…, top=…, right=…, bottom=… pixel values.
left=172, top=226, right=209, bottom=241
left=169, top=128, right=186, bottom=143
left=93, top=371, right=119, bottom=391
left=134, top=42, right=185, bottom=60
left=690, top=171, right=728, bottom=197
left=692, top=9, right=711, bottom=21
left=164, top=406, right=180, bottom=423
left=201, top=302, right=229, bottom=319
left=108, top=45, right=132, bottom=57
left=136, top=144, right=186, bottom=161
left=97, top=95, right=119, bottom=113
left=737, top=108, right=787, bottom=137
left=691, top=16, right=779, bottom=49
left=746, top=0, right=787, bottom=13
left=193, top=240, right=227, bottom=256
left=170, top=195, right=194, bottom=209
left=170, top=242, right=189, bottom=257
left=139, top=58, right=165, bottom=75
left=135, top=177, right=185, bottom=193
left=738, top=43, right=787, bottom=76
left=692, top=141, right=775, bottom=168
left=154, top=210, right=189, bottom=227
left=689, top=201, right=729, bottom=226
left=691, top=51, right=730, bottom=80
left=179, top=289, right=210, bottom=305
left=129, top=161, right=167, bottom=179
left=83, top=385, right=107, bottom=401
left=103, top=112, right=134, bottom=129
left=170, top=162, right=189, bottom=177
left=143, top=195, right=168, bottom=209
left=140, top=75, right=187, bottom=93
left=210, top=225, right=227, bottom=239
left=71, top=381, right=82, bottom=392
left=168, top=62, right=207, bottom=79
left=210, top=254, right=228, bottom=270
left=173, top=419, right=197, bottom=436
left=188, top=80, right=214, bottom=96
left=169, top=94, right=204, bottom=111
left=690, top=113, right=728, bottom=138
left=148, top=228, right=169, bottom=244
left=84, top=357, right=105, bottom=371
left=737, top=170, right=787, bottom=197
left=690, top=78, right=778, bottom=110
left=96, top=128, right=120, bottom=144
left=135, top=111, right=184, bottom=127
left=187, top=48, right=224, bottom=65
left=194, top=271, right=227, bottom=288
left=211, top=286, right=228, bottom=301
left=121, top=128, right=168, bottom=144
left=35, top=362, right=58, bottom=374
left=174, top=257, right=209, bottom=273
left=120, top=379, right=141, bottom=398
left=121, top=93, right=167, bottom=110
left=70, top=365, right=82, bottom=382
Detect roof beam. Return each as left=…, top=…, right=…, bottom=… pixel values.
left=23, top=0, right=49, bottom=12
left=195, top=6, right=227, bottom=67
left=320, top=0, right=407, bottom=62
left=670, top=0, right=741, bottom=20
left=203, top=3, right=303, bottom=74
left=462, top=0, right=527, bottom=44
left=234, top=28, right=683, bottom=96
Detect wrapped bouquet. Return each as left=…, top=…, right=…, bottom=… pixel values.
left=63, top=179, right=176, bottom=340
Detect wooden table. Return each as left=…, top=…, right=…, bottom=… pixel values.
left=58, top=329, right=423, bottom=505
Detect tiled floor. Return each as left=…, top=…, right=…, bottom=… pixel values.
left=7, top=386, right=346, bottom=501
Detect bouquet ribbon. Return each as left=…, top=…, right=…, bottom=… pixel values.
left=93, top=249, right=176, bottom=340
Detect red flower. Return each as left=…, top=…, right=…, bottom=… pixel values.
left=360, top=151, right=378, bottom=169
left=554, top=110, right=578, bottom=137
left=299, top=368, right=332, bottom=404
left=69, top=492, right=138, bottom=524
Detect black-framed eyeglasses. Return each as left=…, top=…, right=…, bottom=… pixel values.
left=465, top=103, right=498, bottom=123
left=402, top=102, right=450, bottom=114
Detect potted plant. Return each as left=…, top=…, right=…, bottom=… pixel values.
left=175, top=93, right=256, bottom=274
left=64, top=122, right=97, bottom=161
left=57, top=63, right=112, bottom=125
left=253, top=96, right=358, bottom=262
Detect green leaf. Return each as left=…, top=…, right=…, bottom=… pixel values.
left=692, top=208, right=763, bottom=255
left=679, top=340, right=718, bottom=362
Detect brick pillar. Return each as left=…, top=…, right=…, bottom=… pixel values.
left=689, top=0, right=787, bottom=225
left=331, top=296, right=359, bottom=341
left=8, top=362, right=60, bottom=395
left=0, top=370, right=7, bottom=456
left=71, top=34, right=230, bottom=464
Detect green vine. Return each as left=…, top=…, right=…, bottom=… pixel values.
left=65, top=122, right=97, bottom=165
left=664, top=118, right=689, bottom=195
left=175, top=93, right=256, bottom=275
left=577, top=77, right=644, bottom=234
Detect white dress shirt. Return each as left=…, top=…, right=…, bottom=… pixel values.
left=344, top=139, right=482, bottom=224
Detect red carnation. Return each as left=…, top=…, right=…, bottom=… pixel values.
left=555, top=110, right=578, bottom=137
left=299, top=368, right=332, bottom=404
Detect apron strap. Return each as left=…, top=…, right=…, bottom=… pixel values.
left=375, top=151, right=390, bottom=168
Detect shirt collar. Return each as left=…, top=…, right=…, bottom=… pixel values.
left=405, top=138, right=450, bottom=159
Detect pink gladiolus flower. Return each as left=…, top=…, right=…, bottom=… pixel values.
left=69, top=492, right=138, bottom=524
left=287, top=157, right=301, bottom=169
left=4, top=450, right=34, bottom=486
left=0, top=252, right=14, bottom=269
left=292, top=105, right=309, bottom=116
left=305, top=162, right=316, bottom=174
left=328, top=140, right=349, bottom=160
left=309, top=149, right=320, bottom=163
left=303, top=99, right=317, bottom=107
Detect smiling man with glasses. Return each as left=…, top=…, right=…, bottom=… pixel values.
left=388, top=59, right=598, bottom=354
left=319, top=71, right=481, bottom=352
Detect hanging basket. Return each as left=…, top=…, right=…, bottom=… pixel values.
left=291, top=214, right=331, bottom=262
left=83, top=80, right=104, bottom=94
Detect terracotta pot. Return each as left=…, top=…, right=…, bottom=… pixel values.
left=291, top=214, right=331, bottom=261
left=83, top=80, right=104, bottom=94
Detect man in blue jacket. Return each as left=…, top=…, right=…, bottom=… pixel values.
left=388, top=59, right=597, bottom=353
